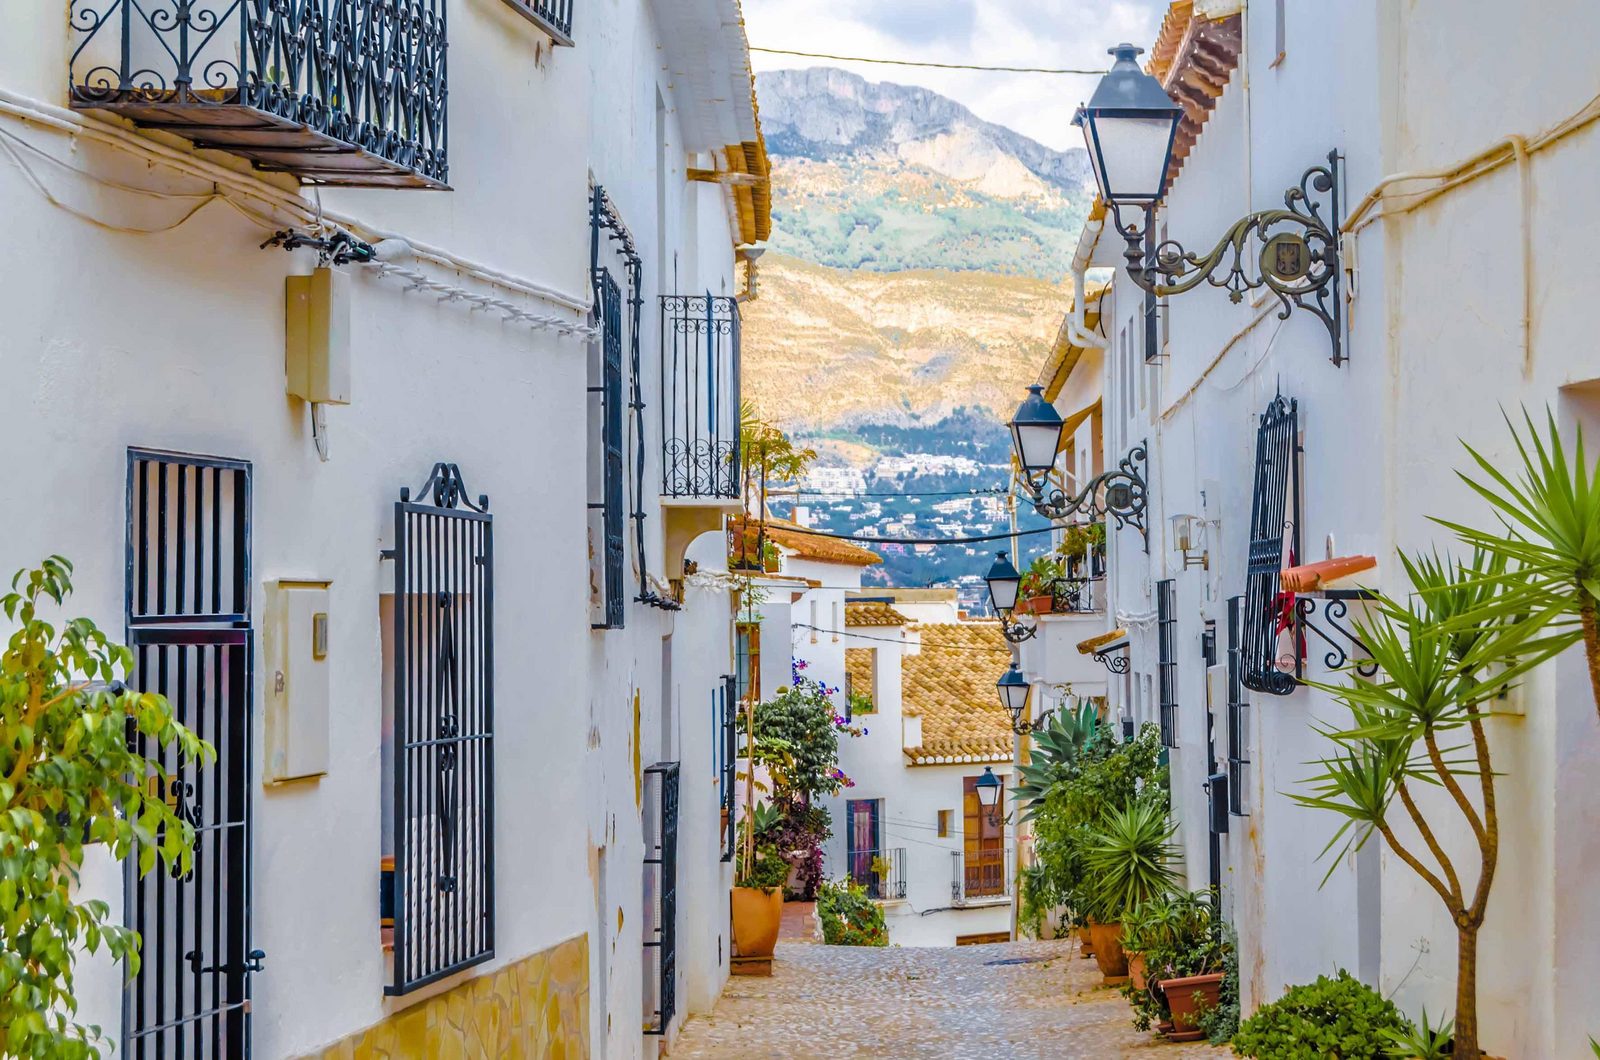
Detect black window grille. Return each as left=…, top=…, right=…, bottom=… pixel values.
left=1157, top=578, right=1178, bottom=747
left=590, top=266, right=626, bottom=629
left=660, top=294, right=741, bottom=499
left=69, top=0, right=448, bottom=187
left=388, top=463, right=495, bottom=995
left=1241, top=395, right=1301, bottom=696
left=1226, top=595, right=1251, bottom=815
left=643, top=762, right=680, bottom=1035
left=124, top=449, right=260, bottom=1058
left=501, top=0, right=574, bottom=44
left=721, top=674, right=738, bottom=863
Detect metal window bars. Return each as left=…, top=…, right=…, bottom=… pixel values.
left=1241, top=394, right=1301, bottom=696
left=1157, top=579, right=1178, bottom=748
left=660, top=294, right=741, bottom=500
left=124, top=448, right=260, bottom=1058
left=848, top=847, right=906, bottom=901
left=952, top=847, right=1013, bottom=904
left=387, top=462, right=495, bottom=995
left=720, top=675, right=737, bottom=863
left=69, top=0, right=449, bottom=187
left=589, top=265, right=627, bottom=629
left=643, top=763, right=680, bottom=1036
left=1226, top=596, right=1251, bottom=816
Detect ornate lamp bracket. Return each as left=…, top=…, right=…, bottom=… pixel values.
left=1094, top=646, right=1131, bottom=675
left=1010, top=708, right=1057, bottom=737
left=1111, top=151, right=1345, bottom=366
left=1000, top=616, right=1038, bottom=644
left=1025, top=441, right=1149, bottom=544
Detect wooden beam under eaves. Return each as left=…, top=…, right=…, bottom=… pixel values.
left=686, top=168, right=765, bottom=187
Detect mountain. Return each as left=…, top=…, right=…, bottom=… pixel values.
left=756, top=68, right=1094, bottom=278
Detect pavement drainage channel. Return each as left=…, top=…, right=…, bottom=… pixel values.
left=983, top=956, right=1052, bottom=966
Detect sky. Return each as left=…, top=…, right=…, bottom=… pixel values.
left=743, top=0, right=1170, bottom=151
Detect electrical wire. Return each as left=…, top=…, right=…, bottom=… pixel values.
left=792, top=623, right=1011, bottom=655
left=778, top=486, right=1010, bottom=498
left=763, top=522, right=1059, bottom=546
left=750, top=46, right=1105, bottom=75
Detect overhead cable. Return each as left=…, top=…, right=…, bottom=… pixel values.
left=750, top=46, right=1105, bottom=75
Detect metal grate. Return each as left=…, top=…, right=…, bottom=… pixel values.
left=720, top=675, right=737, bottom=863
left=124, top=449, right=259, bottom=1058
left=500, top=0, right=574, bottom=44
left=69, top=0, right=449, bottom=186
left=660, top=294, right=741, bottom=499
left=1226, top=596, right=1251, bottom=815
left=388, top=463, right=495, bottom=995
left=1157, top=579, right=1178, bottom=747
left=1241, top=395, right=1300, bottom=696
left=643, top=763, right=680, bottom=1035
left=590, top=267, right=626, bottom=629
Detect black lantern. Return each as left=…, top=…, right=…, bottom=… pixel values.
left=975, top=766, right=1002, bottom=824
left=984, top=551, right=1023, bottom=614
left=1009, top=385, right=1066, bottom=492
left=1073, top=43, right=1183, bottom=209
left=996, top=663, right=1031, bottom=724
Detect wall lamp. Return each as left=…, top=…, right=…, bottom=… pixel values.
left=997, top=663, right=1055, bottom=736
left=1170, top=513, right=1209, bottom=570
left=984, top=551, right=1037, bottom=644
left=974, top=766, right=1004, bottom=827
left=1075, top=44, right=1345, bottom=365
left=1008, top=385, right=1149, bottom=542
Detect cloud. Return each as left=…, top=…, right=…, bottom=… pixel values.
left=745, top=0, right=1167, bottom=150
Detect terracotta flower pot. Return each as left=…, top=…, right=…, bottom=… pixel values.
left=1076, top=925, right=1094, bottom=957
left=1016, top=594, right=1053, bottom=615
left=730, top=886, right=783, bottom=960
left=1162, top=971, right=1224, bottom=1042
left=1086, top=921, right=1129, bottom=985
left=1127, top=951, right=1147, bottom=991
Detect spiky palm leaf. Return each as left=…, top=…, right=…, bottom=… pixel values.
left=1010, top=701, right=1098, bottom=821
left=1081, top=799, right=1178, bottom=922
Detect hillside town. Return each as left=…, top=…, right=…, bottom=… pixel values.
left=3, top=1, right=1600, bottom=1059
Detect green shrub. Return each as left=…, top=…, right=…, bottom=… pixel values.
left=1232, top=971, right=1412, bottom=1059
left=815, top=879, right=888, bottom=946
left=738, top=842, right=791, bottom=889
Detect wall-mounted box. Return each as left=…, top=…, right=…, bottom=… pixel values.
left=264, top=579, right=333, bottom=783
left=285, top=267, right=351, bottom=404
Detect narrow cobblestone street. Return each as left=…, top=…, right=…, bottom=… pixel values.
left=673, top=938, right=1227, bottom=1059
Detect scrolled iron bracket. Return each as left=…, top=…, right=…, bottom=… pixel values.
left=1010, top=708, right=1058, bottom=736
left=1095, top=646, right=1131, bottom=675
left=1025, top=442, right=1149, bottom=544
left=1111, top=151, right=1344, bottom=366
left=999, top=616, right=1038, bottom=644
left=1294, top=596, right=1379, bottom=679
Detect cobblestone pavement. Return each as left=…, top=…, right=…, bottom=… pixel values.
left=673, top=938, right=1228, bottom=1059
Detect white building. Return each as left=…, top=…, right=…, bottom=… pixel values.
left=1017, top=0, right=1600, bottom=1053
left=3, top=1, right=768, bottom=1055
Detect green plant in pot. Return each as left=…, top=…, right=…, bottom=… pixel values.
left=1080, top=799, right=1178, bottom=986
left=1016, top=554, right=1067, bottom=612
left=1119, top=890, right=1230, bottom=1041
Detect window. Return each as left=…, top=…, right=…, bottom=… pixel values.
left=735, top=622, right=761, bottom=704
left=1226, top=597, right=1252, bottom=815
left=1241, top=395, right=1300, bottom=695
left=1157, top=579, right=1178, bottom=747
left=388, top=462, right=495, bottom=995
left=845, top=647, right=876, bottom=713
left=937, top=809, right=952, bottom=838
left=962, top=776, right=1005, bottom=898
left=846, top=799, right=884, bottom=898
left=502, top=0, right=574, bottom=45
left=719, top=676, right=737, bottom=860
left=643, top=763, right=679, bottom=1035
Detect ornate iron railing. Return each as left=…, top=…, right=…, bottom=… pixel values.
left=1047, top=576, right=1102, bottom=614
left=69, top=0, right=448, bottom=186
left=1241, top=395, right=1300, bottom=696
left=500, top=0, right=573, bottom=44
left=952, top=847, right=1012, bottom=903
left=660, top=294, right=741, bottom=500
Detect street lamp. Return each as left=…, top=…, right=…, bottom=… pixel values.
left=984, top=551, right=1037, bottom=644
left=1006, top=386, right=1149, bottom=541
left=975, top=766, right=1003, bottom=826
left=997, top=663, right=1053, bottom=736
left=1074, top=43, right=1345, bottom=365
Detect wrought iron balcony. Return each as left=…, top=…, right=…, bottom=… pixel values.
left=660, top=294, right=740, bottom=500
left=951, top=847, right=1012, bottom=904
left=69, top=0, right=448, bottom=188
left=501, top=0, right=573, bottom=45
left=848, top=847, right=906, bottom=901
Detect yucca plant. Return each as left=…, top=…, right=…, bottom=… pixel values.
left=1383, top=1009, right=1453, bottom=1059
left=1295, top=549, right=1575, bottom=1058
left=1081, top=799, right=1179, bottom=924
left=1442, top=408, right=1600, bottom=720
left=1010, top=699, right=1098, bottom=821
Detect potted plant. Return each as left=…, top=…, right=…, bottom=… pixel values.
left=1119, top=890, right=1219, bottom=1018
left=1080, top=799, right=1178, bottom=986
left=731, top=803, right=789, bottom=975
left=1015, top=554, right=1066, bottom=614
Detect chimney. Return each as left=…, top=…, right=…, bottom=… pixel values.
left=793, top=505, right=812, bottom=528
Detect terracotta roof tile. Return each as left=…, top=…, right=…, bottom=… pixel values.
left=731, top=516, right=882, bottom=568
left=901, top=623, right=1014, bottom=765
left=844, top=601, right=910, bottom=627
left=1147, top=2, right=1242, bottom=189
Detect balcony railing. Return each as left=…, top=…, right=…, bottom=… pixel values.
left=69, top=0, right=448, bottom=187
left=500, top=0, right=573, bottom=44
left=1018, top=576, right=1104, bottom=615
left=951, top=847, right=1012, bottom=904
left=660, top=294, right=740, bottom=500
left=847, top=847, right=906, bottom=901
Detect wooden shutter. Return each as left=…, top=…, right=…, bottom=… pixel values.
left=963, top=777, right=1004, bottom=897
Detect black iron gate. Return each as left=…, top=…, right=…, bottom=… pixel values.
left=1240, top=395, right=1300, bottom=696
left=720, top=675, right=737, bottom=863
left=1226, top=596, right=1251, bottom=815
left=123, top=449, right=260, bottom=1059
left=389, top=462, right=496, bottom=995
left=643, top=762, right=679, bottom=1035
left=1156, top=579, right=1178, bottom=747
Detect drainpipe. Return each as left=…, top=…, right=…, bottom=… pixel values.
left=1065, top=203, right=1108, bottom=349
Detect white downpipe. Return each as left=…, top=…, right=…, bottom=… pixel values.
left=1065, top=206, right=1107, bottom=349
